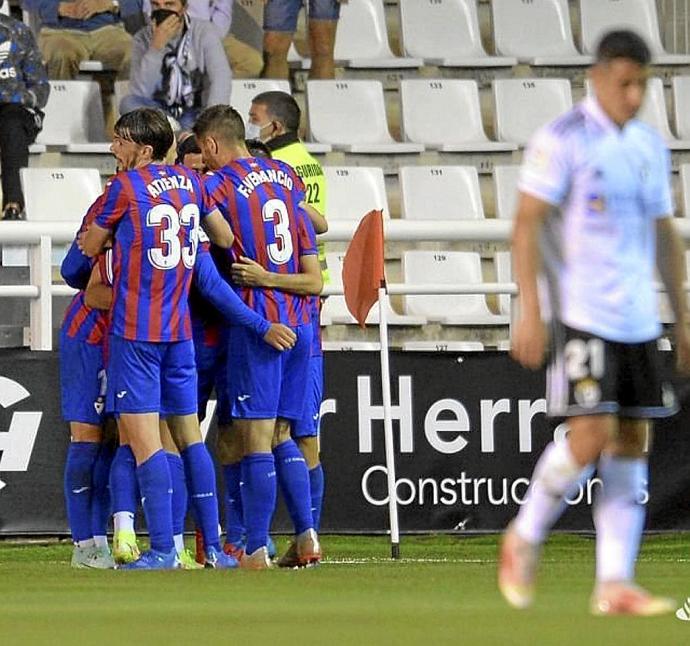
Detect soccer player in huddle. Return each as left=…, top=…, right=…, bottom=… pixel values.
left=59, top=194, right=116, bottom=569
left=500, top=30, right=690, bottom=615
left=82, top=107, right=236, bottom=569
left=236, top=90, right=329, bottom=564
left=193, top=104, right=323, bottom=568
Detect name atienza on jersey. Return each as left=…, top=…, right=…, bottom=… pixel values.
left=146, top=174, right=195, bottom=199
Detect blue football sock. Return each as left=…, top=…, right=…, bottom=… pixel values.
left=241, top=452, right=277, bottom=555
left=274, top=440, right=313, bottom=535
left=64, top=442, right=100, bottom=543
left=90, top=443, right=115, bottom=538
left=166, top=452, right=188, bottom=538
left=136, top=450, right=173, bottom=553
left=222, top=463, right=245, bottom=546
left=181, top=443, right=220, bottom=551
left=309, top=464, right=325, bottom=532
left=110, top=445, right=139, bottom=515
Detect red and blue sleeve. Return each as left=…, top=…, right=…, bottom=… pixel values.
left=94, top=177, right=128, bottom=230
left=296, top=207, right=318, bottom=256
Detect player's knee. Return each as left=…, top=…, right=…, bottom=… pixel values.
left=272, top=421, right=292, bottom=449
left=217, top=425, right=244, bottom=464
left=297, top=436, right=320, bottom=469
left=608, top=419, right=649, bottom=458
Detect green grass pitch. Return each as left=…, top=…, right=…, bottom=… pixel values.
left=2, top=534, right=690, bottom=645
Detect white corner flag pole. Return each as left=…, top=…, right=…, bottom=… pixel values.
left=377, top=283, right=401, bottom=559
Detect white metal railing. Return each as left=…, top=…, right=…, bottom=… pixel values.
left=3, top=218, right=690, bottom=350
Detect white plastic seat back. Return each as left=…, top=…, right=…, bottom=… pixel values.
left=493, top=78, right=573, bottom=145
left=230, top=79, right=291, bottom=125
left=307, top=80, right=393, bottom=145
left=636, top=77, right=674, bottom=140
left=23, top=168, right=102, bottom=222
left=493, top=165, right=521, bottom=219
left=401, top=341, right=485, bottom=351
left=493, top=0, right=581, bottom=59
left=495, top=251, right=512, bottom=316
left=334, top=0, right=395, bottom=61
left=400, top=79, right=491, bottom=145
left=580, top=0, right=667, bottom=56
left=399, top=0, right=488, bottom=59
left=402, top=251, right=499, bottom=322
left=3, top=168, right=102, bottom=266
left=673, top=76, right=690, bottom=140
left=322, top=167, right=389, bottom=220
left=37, top=81, right=107, bottom=145
left=399, top=166, right=484, bottom=220
left=1, top=2, right=9, bottom=15
left=680, top=164, right=690, bottom=217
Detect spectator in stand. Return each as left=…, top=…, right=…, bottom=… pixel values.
left=120, top=0, right=231, bottom=131
left=24, top=0, right=135, bottom=79
left=136, top=0, right=262, bottom=78
left=0, top=0, right=49, bottom=221
left=262, top=0, right=347, bottom=80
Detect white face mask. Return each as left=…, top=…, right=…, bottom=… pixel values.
left=245, top=121, right=271, bottom=142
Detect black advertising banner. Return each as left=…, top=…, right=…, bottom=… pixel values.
left=2, top=349, right=690, bottom=535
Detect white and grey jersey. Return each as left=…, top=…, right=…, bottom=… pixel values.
left=518, top=95, right=673, bottom=343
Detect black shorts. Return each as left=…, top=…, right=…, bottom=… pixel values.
left=545, top=322, right=678, bottom=419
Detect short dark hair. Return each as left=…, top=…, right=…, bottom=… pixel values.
left=245, top=139, right=272, bottom=158
left=251, top=91, right=301, bottom=133
left=114, top=108, right=173, bottom=161
left=595, top=29, right=651, bottom=66
left=193, top=104, right=245, bottom=144
left=175, top=133, right=200, bottom=164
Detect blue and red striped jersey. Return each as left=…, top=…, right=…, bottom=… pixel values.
left=94, top=164, right=213, bottom=342
left=189, top=241, right=224, bottom=347
left=204, top=157, right=318, bottom=326
left=61, top=193, right=109, bottom=345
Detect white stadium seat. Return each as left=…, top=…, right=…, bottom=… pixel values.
left=334, top=0, right=421, bottom=68
left=637, top=78, right=690, bottom=149
left=306, top=80, right=424, bottom=154
left=322, top=341, right=381, bottom=351
left=492, top=0, right=591, bottom=66
left=322, top=166, right=389, bottom=220
left=399, top=0, right=516, bottom=68
left=399, top=79, right=517, bottom=152
left=0, top=2, right=8, bottom=14
left=401, top=251, right=509, bottom=325
left=579, top=0, right=690, bottom=65
left=401, top=341, right=485, bottom=351
left=672, top=76, right=690, bottom=140
left=680, top=164, right=690, bottom=217
left=322, top=253, right=426, bottom=326
left=493, top=78, right=573, bottom=146
left=399, top=166, right=485, bottom=220
left=494, top=251, right=513, bottom=317
left=586, top=77, right=690, bottom=149
left=493, top=165, right=521, bottom=220
left=37, top=81, right=109, bottom=153
left=2, top=168, right=102, bottom=267
left=230, top=79, right=291, bottom=125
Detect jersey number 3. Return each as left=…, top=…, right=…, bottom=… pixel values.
left=262, top=198, right=293, bottom=265
left=147, top=203, right=200, bottom=270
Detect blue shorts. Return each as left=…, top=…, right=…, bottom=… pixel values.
left=194, top=330, right=230, bottom=424
left=227, top=323, right=312, bottom=420
left=107, top=335, right=197, bottom=416
left=264, top=0, right=341, bottom=32
left=59, top=332, right=107, bottom=425
left=292, top=355, right=323, bottom=438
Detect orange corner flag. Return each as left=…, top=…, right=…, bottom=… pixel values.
left=342, top=209, right=385, bottom=328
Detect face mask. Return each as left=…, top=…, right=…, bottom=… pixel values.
left=245, top=121, right=271, bottom=142
left=151, top=8, right=179, bottom=25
